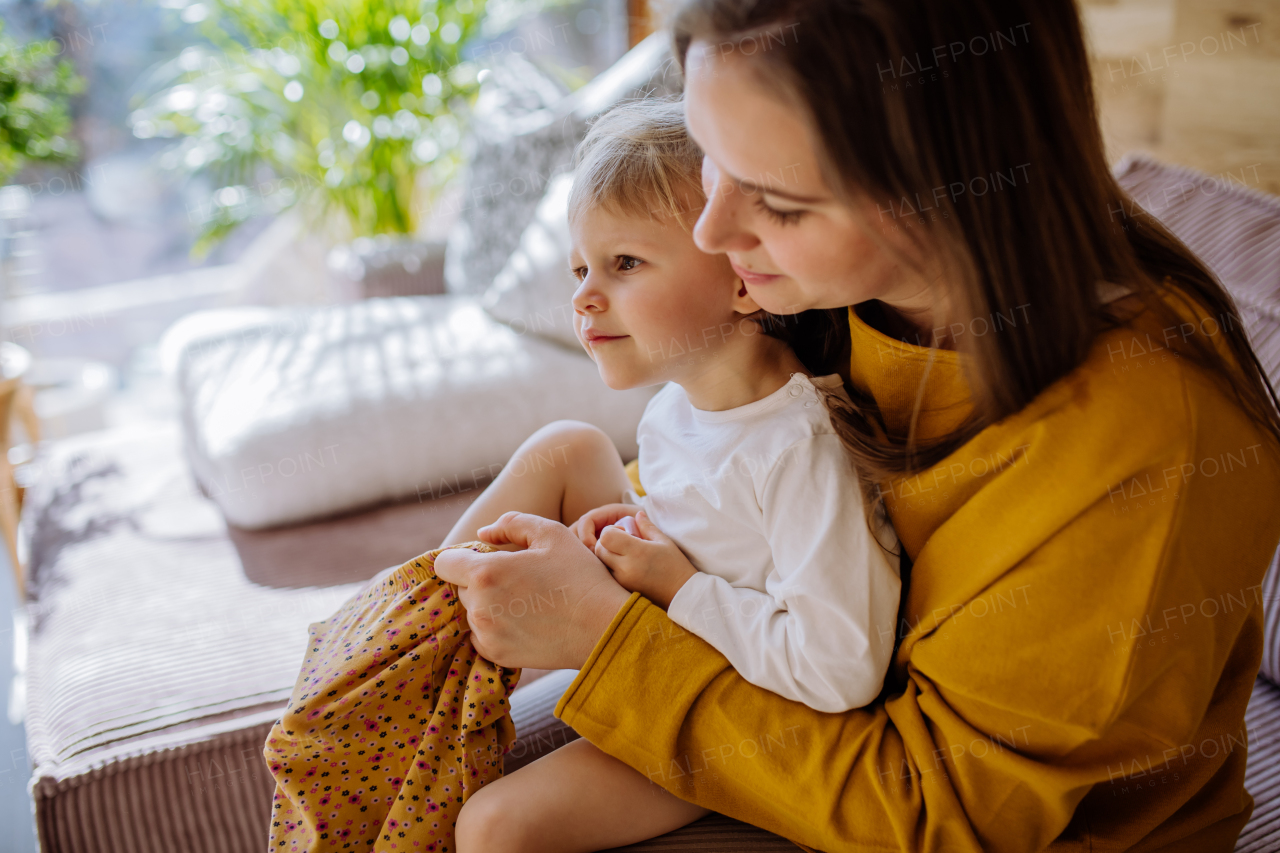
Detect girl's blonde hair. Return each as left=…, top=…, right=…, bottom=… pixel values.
left=569, top=98, right=704, bottom=229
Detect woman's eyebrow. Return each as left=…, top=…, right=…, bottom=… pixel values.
left=726, top=169, right=827, bottom=204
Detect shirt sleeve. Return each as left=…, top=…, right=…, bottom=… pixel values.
left=666, top=434, right=901, bottom=712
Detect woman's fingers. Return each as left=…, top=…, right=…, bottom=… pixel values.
left=432, top=546, right=483, bottom=587
left=476, top=511, right=549, bottom=549
left=436, top=521, right=632, bottom=670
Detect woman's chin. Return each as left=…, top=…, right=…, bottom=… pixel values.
left=746, top=281, right=815, bottom=315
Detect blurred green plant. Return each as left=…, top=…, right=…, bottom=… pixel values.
left=0, top=20, right=83, bottom=185
left=131, top=0, right=491, bottom=252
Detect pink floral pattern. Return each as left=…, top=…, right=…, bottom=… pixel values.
left=265, top=542, right=520, bottom=851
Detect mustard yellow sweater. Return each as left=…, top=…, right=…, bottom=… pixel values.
left=555, top=298, right=1280, bottom=852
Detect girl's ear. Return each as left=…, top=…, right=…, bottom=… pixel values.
left=730, top=278, right=764, bottom=316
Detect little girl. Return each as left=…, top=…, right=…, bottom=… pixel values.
left=264, top=99, right=899, bottom=853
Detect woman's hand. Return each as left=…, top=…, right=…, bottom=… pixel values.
left=432, top=511, right=633, bottom=670
left=594, top=510, right=698, bottom=610
left=569, top=503, right=640, bottom=550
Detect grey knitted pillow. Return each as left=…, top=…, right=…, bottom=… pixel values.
left=444, top=33, right=680, bottom=294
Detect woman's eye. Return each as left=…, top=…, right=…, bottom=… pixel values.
left=754, top=197, right=805, bottom=226
left=617, top=255, right=642, bottom=272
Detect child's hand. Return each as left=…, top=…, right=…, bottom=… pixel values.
left=594, top=510, right=697, bottom=610
left=569, top=503, right=639, bottom=550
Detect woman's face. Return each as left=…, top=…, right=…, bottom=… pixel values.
left=683, top=40, right=924, bottom=317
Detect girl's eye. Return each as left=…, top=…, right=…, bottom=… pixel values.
left=755, top=197, right=805, bottom=226
left=616, top=255, right=642, bottom=272
left=570, top=266, right=587, bottom=281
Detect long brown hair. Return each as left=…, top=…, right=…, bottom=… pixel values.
left=672, top=0, right=1280, bottom=484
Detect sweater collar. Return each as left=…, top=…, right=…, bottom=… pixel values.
left=847, top=305, right=973, bottom=442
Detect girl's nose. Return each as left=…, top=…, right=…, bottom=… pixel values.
left=572, top=276, right=606, bottom=314
left=695, top=158, right=760, bottom=255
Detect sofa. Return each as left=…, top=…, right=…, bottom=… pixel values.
left=16, top=35, right=1280, bottom=853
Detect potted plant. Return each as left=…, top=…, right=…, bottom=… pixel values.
left=0, top=19, right=82, bottom=337
left=0, top=19, right=81, bottom=183
left=129, top=0, right=492, bottom=295
left=0, top=21, right=82, bottom=183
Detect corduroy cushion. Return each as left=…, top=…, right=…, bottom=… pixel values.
left=1239, top=678, right=1280, bottom=853
left=1114, top=154, right=1280, bottom=688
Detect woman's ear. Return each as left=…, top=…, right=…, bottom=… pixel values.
left=730, top=278, right=764, bottom=316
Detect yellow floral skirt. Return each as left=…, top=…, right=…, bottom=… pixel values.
left=264, top=542, right=520, bottom=851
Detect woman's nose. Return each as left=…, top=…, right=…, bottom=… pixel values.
left=694, top=167, right=759, bottom=255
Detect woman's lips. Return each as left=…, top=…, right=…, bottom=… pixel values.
left=730, top=261, right=781, bottom=286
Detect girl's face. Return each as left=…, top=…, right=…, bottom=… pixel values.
left=568, top=201, right=760, bottom=390
left=683, top=41, right=929, bottom=318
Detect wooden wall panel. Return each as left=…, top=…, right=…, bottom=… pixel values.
left=628, top=0, right=654, bottom=47
left=1081, top=0, right=1280, bottom=195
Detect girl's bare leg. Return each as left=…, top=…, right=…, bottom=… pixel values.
left=442, top=420, right=632, bottom=548
left=454, top=737, right=711, bottom=853
left=444, top=424, right=644, bottom=845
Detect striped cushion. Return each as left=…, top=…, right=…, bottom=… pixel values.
left=1264, top=549, right=1280, bottom=690
left=1114, top=155, right=1280, bottom=687
left=1238, top=677, right=1280, bottom=852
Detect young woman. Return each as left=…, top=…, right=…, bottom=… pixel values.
left=435, top=1, right=1280, bottom=849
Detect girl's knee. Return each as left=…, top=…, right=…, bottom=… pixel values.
left=520, top=420, right=611, bottom=466
left=455, top=782, right=526, bottom=853
left=532, top=419, right=608, bottom=449
left=454, top=789, right=499, bottom=853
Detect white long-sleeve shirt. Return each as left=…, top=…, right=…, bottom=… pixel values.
left=630, top=374, right=902, bottom=713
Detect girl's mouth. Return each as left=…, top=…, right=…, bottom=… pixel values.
left=581, top=330, right=628, bottom=345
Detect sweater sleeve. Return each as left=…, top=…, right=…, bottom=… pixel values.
left=555, top=360, right=1280, bottom=852
left=666, top=435, right=901, bottom=712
